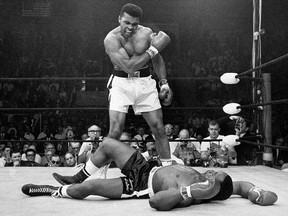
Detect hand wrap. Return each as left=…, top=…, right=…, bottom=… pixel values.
left=180, top=178, right=220, bottom=200
left=146, top=46, right=159, bottom=59
left=160, top=158, right=173, bottom=166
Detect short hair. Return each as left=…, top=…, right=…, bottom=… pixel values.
left=25, top=148, right=36, bottom=156
left=120, top=3, right=143, bottom=18
left=11, top=149, right=21, bottom=156
left=208, top=120, right=220, bottom=127
left=211, top=174, right=233, bottom=201
left=64, top=152, right=74, bottom=159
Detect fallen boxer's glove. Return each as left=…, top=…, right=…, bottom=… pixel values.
left=180, top=177, right=220, bottom=200
left=158, top=79, right=173, bottom=106
left=248, top=186, right=278, bottom=206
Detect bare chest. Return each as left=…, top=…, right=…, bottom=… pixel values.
left=120, top=36, right=149, bottom=57
left=156, top=166, right=204, bottom=190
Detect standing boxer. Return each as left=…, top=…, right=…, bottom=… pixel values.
left=52, top=3, right=173, bottom=185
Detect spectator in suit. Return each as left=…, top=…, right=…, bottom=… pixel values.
left=274, top=136, right=288, bottom=168
left=233, top=116, right=261, bottom=165
left=41, top=142, right=56, bottom=166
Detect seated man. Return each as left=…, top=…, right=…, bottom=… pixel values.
left=173, top=129, right=201, bottom=166
left=22, top=138, right=277, bottom=211
left=201, top=120, right=235, bottom=168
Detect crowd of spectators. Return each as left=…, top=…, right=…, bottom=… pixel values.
left=1, top=110, right=288, bottom=170
left=0, top=12, right=288, bottom=170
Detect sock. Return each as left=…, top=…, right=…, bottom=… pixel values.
left=83, top=159, right=99, bottom=176
left=60, top=185, right=71, bottom=198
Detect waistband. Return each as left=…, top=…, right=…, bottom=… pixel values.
left=148, top=166, right=161, bottom=197
left=113, top=66, right=150, bottom=78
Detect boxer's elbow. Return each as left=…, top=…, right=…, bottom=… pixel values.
left=149, top=196, right=170, bottom=211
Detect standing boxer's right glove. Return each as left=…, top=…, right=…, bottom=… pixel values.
left=158, top=79, right=173, bottom=106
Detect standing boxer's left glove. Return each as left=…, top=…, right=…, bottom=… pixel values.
left=158, top=79, right=173, bottom=106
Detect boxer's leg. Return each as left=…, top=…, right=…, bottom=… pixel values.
left=53, top=137, right=135, bottom=185
left=22, top=178, right=123, bottom=199
left=142, top=109, right=171, bottom=159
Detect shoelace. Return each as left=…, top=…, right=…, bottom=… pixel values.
left=51, top=190, right=62, bottom=198
left=29, top=187, right=53, bottom=194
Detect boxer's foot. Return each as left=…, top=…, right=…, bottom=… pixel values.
left=22, top=184, right=59, bottom=197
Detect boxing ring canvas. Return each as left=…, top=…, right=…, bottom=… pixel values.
left=1, top=166, right=287, bottom=216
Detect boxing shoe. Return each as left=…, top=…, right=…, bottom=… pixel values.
left=52, top=172, right=85, bottom=185
left=53, top=165, right=108, bottom=185
left=22, top=184, right=59, bottom=197
left=248, top=186, right=278, bottom=206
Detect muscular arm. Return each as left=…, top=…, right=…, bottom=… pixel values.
left=232, top=181, right=254, bottom=198
left=104, top=35, right=151, bottom=75
left=233, top=181, right=278, bottom=206
left=149, top=189, right=193, bottom=211
left=152, top=54, right=167, bottom=81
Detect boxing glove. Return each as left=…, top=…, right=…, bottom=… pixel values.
left=180, top=177, right=220, bottom=200
left=248, top=186, right=278, bottom=206
left=146, top=31, right=170, bottom=58
left=158, top=79, right=173, bottom=106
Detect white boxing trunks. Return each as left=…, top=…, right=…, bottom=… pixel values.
left=107, top=75, right=161, bottom=115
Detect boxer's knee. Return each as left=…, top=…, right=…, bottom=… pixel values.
left=108, top=128, right=122, bottom=139
left=151, top=123, right=166, bottom=139
left=98, top=138, right=114, bottom=152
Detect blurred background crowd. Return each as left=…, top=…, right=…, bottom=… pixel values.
left=0, top=0, right=288, bottom=169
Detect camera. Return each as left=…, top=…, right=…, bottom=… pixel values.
left=210, top=150, right=217, bottom=157
left=202, top=161, right=209, bottom=167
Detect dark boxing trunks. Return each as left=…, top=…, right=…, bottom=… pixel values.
left=120, top=151, right=159, bottom=198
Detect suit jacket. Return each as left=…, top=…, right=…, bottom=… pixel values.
left=234, top=131, right=261, bottom=165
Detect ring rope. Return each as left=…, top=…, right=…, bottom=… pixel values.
left=0, top=76, right=261, bottom=82
left=4, top=138, right=288, bottom=150
left=237, top=139, right=288, bottom=150
left=238, top=99, right=288, bottom=109
left=0, top=106, right=223, bottom=111
left=235, top=53, right=288, bottom=78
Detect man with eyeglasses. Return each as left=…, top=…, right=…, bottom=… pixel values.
left=78, top=125, right=103, bottom=164
left=23, top=149, right=42, bottom=166
left=49, top=154, right=62, bottom=167
left=5, top=149, right=41, bottom=167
